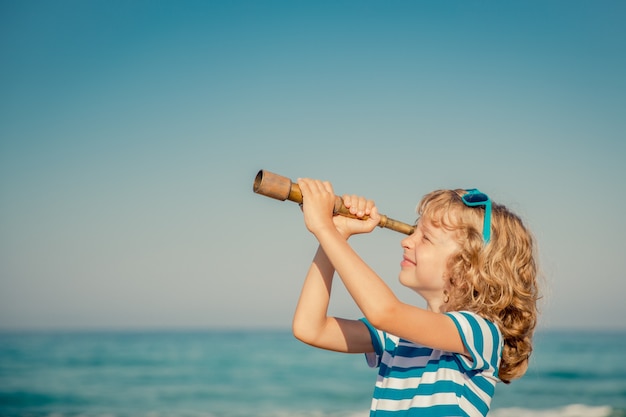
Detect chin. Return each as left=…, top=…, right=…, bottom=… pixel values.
left=398, top=274, right=414, bottom=289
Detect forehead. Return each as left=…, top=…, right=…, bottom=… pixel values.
left=418, top=216, right=460, bottom=241
left=419, top=201, right=464, bottom=231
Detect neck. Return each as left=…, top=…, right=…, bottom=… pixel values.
left=426, top=300, right=445, bottom=313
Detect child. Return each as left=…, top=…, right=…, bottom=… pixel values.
left=292, top=178, right=539, bottom=417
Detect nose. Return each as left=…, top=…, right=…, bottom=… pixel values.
left=401, top=226, right=420, bottom=248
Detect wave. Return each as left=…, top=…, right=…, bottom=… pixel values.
left=266, top=408, right=624, bottom=417
left=1, top=405, right=622, bottom=417
left=490, top=404, right=623, bottom=417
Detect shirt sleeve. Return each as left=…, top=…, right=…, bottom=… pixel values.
left=359, top=318, right=384, bottom=368
left=445, top=311, right=503, bottom=377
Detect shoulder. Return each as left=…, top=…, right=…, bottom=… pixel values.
left=445, top=311, right=501, bottom=339
left=445, top=311, right=503, bottom=374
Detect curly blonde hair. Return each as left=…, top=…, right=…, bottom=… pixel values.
left=418, top=189, right=540, bottom=384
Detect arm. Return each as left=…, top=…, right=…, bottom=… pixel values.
left=292, top=245, right=373, bottom=353
left=297, top=178, right=467, bottom=355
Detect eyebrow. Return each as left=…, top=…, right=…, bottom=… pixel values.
left=420, top=218, right=450, bottom=244
left=422, top=225, right=435, bottom=238
left=418, top=219, right=435, bottom=236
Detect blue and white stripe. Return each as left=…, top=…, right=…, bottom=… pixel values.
left=361, top=311, right=503, bottom=416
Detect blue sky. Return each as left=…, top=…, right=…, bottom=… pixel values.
left=1, top=0, right=625, bottom=330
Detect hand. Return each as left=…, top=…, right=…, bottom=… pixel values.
left=297, top=178, right=336, bottom=235
left=334, top=194, right=381, bottom=237
left=297, top=178, right=380, bottom=239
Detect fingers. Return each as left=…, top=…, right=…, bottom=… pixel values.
left=297, top=178, right=375, bottom=219
left=297, top=178, right=335, bottom=200
left=342, top=194, right=375, bottom=218
left=297, top=178, right=337, bottom=216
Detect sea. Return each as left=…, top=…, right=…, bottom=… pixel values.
left=1, top=329, right=625, bottom=417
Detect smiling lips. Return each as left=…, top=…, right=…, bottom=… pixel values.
left=401, top=255, right=416, bottom=267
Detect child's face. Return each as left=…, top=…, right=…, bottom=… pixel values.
left=399, top=216, right=460, bottom=304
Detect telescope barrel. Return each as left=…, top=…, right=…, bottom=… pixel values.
left=253, top=170, right=415, bottom=235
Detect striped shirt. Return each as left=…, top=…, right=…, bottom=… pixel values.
left=361, top=311, right=503, bottom=417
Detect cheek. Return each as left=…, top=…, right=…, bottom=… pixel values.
left=418, top=251, right=449, bottom=278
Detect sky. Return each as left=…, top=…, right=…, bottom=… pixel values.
left=1, top=0, right=625, bottom=331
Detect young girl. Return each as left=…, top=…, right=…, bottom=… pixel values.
left=292, top=178, right=539, bottom=417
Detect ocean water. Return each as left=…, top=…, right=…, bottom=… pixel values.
left=0, top=329, right=625, bottom=417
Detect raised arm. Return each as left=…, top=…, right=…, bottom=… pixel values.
left=296, top=178, right=467, bottom=356
left=292, top=245, right=373, bottom=353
